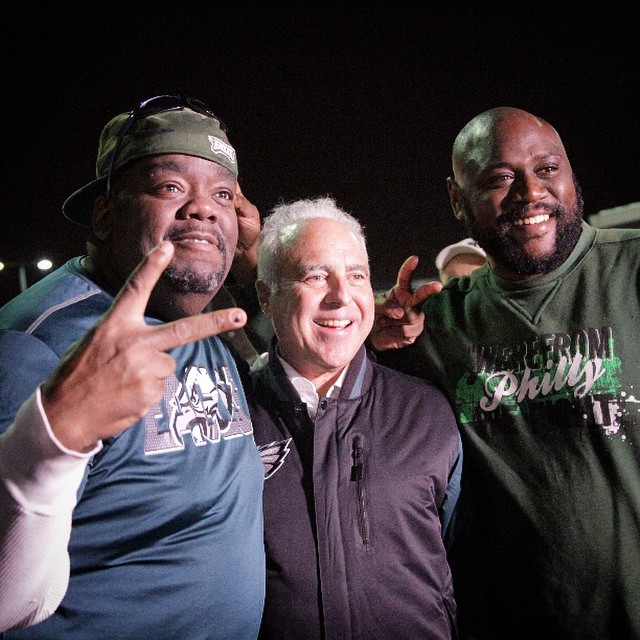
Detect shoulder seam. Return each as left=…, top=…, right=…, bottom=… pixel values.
left=26, top=290, right=102, bottom=335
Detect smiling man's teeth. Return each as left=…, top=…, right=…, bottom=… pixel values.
left=513, top=214, right=550, bottom=226
left=317, top=320, right=351, bottom=327
left=181, top=238, right=209, bottom=244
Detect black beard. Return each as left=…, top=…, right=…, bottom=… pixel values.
left=462, top=180, right=585, bottom=277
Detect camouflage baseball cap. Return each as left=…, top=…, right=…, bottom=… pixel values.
left=62, top=97, right=238, bottom=227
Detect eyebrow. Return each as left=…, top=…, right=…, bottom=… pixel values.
left=140, top=158, right=236, bottom=182
left=299, top=263, right=370, bottom=275
left=486, top=153, right=563, bottom=170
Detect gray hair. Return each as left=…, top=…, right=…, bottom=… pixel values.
left=257, top=196, right=368, bottom=289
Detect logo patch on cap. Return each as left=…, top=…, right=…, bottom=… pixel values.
left=208, top=136, right=236, bottom=165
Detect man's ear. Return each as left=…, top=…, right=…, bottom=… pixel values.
left=446, top=177, right=465, bottom=221
left=91, top=196, right=113, bottom=240
left=255, top=280, right=272, bottom=318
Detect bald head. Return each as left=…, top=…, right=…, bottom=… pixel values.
left=446, top=107, right=583, bottom=281
left=451, top=107, right=568, bottom=185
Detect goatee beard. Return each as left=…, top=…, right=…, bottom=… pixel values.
left=162, top=264, right=226, bottom=294
left=161, top=229, right=228, bottom=294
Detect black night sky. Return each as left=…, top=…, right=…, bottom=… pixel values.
left=3, top=6, right=639, bottom=304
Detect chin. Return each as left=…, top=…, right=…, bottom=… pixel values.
left=163, top=265, right=225, bottom=294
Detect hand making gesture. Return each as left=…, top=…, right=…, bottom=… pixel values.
left=40, top=241, right=247, bottom=452
left=369, top=255, right=442, bottom=350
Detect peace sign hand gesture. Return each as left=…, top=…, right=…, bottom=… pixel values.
left=41, top=241, right=247, bottom=453
left=370, top=255, right=442, bottom=351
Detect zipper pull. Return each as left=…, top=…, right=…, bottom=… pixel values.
left=351, top=436, right=363, bottom=481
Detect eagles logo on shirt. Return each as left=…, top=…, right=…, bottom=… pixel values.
left=258, top=439, right=292, bottom=479
left=144, top=364, right=253, bottom=454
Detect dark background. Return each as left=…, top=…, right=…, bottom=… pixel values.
left=3, top=6, right=639, bottom=304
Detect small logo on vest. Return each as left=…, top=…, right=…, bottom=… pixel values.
left=258, top=438, right=292, bottom=479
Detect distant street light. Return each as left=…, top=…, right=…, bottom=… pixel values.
left=0, top=258, right=54, bottom=292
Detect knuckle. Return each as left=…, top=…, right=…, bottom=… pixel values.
left=172, top=321, right=196, bottom=343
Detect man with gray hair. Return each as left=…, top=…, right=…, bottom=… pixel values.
left=248, top=196, right=462, bottom=639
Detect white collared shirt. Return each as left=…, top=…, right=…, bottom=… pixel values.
left=276, top=355, right=348, bottom=420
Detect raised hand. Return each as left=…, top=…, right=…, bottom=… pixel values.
left=369, top=255, right=442, bottom=351
left=40, top=241, right=247, bottom=452
left=231, top=182, right=261, bottom=286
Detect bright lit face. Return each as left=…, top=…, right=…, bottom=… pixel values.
left=260, top=218, right=374, bottom=391
left=449, top=111, right=583, bottom=280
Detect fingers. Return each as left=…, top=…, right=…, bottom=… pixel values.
left=384, top=258, right=443, bottom=317
left=378, top=280, right=439, bottom=324
left=105, top=239, right=247, bottom=352
left=371, top=255, right=439, bottom=351
left=234, top=183, right=260, bottom=225
left=42, top=305, right=247, bottom=452
left=232, top=185, right=261, bottom=285
left=108, top=241, right=175, bottom=323
left=40, top=241, right=248, bottom=450
left=374, top=255, right=421, bottom=320
left=369, top=325, right=419, bottom=351
left=149, top=308, right=248, bottom=353
left=409, top=280, right=443, bottom=309
left=395, top=255, right=420, bottom=292
left=369, top=303, right=426, bottom=351
left=378, top=292, right=406, bottom=320
left=235, top=181, right=245, bottom=200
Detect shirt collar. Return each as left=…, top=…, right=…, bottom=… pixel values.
left=276, top=354, right=348, bottom=420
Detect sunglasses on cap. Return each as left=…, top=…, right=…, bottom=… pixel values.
left=104, top=94, right=229, bottom=202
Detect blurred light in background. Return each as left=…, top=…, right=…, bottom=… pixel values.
left=0, top=258, right=54, bottom=292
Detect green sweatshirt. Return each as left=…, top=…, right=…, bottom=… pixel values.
left=380, top=222, right=640, bottom=640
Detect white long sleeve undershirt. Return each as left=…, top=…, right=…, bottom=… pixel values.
left=0, top=388, right=101, bottom=631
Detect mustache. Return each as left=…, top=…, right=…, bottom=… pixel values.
left=163, top=227, right=225, bottom=251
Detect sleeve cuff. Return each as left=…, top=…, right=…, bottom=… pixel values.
left=0, top=388, right=102, bottom=515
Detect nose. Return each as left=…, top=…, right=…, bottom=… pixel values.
left=511, top=173, right=547, bottom=203
left=177, top=191, right=218, bottom=221
left=325, top=275, right=352, bottom=307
